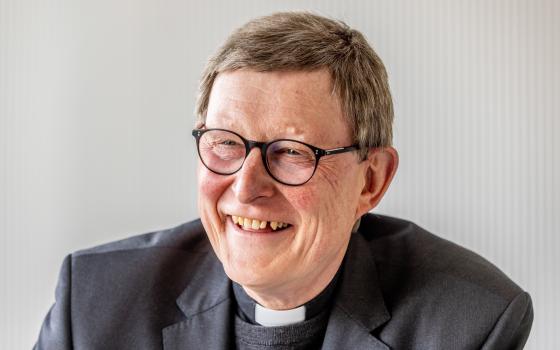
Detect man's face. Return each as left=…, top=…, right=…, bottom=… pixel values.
left=197, top=69, right=368, bottom=304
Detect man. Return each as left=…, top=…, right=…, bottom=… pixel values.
left=36, top=12, right=533, bottom=349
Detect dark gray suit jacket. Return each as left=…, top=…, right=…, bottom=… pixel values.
left=35, top=214, right=533, bottom=349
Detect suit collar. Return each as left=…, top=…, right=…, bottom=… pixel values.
left=336, top=230, right=391, bottom=331
left=174, top=250, right=231, bottom=318
left=321, top=230, right=391, bottom=349
left=162, top=249, right=233, bottom=350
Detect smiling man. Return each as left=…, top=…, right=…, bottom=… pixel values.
left=196, top=69, right=387, bottom=312
left=36, top=12, right=533, bottom=350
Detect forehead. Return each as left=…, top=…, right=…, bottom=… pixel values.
left=205, top=69, right=351, bottom=145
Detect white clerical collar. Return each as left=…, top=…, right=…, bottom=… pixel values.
left=254, top=303, right=306, bottom=327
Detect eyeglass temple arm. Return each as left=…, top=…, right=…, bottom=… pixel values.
left=322, top=145, right=359, bottom=156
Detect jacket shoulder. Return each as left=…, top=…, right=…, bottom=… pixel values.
left=359, top=213, right=524, bottom=303
left=37, top=219, right=214, bottom=349
left=358, top=214, right=533, bottom=348
left=73, top=218, right=209, bottom=257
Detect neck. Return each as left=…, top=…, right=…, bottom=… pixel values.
left=232, top=256, right=344, bottom=326
left=241, top=250, right=346, bottom=310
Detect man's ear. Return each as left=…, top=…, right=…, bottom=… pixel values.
left=355, top=147, right=399, bottom=218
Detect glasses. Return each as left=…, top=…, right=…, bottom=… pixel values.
left=192, top=128, right=359, bottom=186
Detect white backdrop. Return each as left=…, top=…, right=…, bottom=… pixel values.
left=1, top=0, right=558, bottom=348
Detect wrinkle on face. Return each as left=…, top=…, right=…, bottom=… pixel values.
left=313, top=158, right=344, bottom=189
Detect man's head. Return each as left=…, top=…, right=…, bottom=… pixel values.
left=194, top=12, right=398, bottom=309
left=196, top=11, right=394, bottom=160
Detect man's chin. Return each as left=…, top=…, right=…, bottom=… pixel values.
left=222, top=259, right=285, bottom=290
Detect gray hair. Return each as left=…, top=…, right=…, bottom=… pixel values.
left=196, top=11, right=394, bottom=159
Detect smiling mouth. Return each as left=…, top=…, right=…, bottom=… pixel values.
left=230, top=215, right=291, bottom=232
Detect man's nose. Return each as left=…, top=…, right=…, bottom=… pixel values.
left=231, top=148, right=275, bottom=203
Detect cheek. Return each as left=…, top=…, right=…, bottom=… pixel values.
left=197, top=166, right=232, bottom=236
left=291, top=162, right=362, bottom=232
left=198, top=165, right=228, bottom=204
left=284, top=186, right=315, bottom=211
left=197, top=166, right=231, bottom=259
left=292, top=168, right=343, bottom=209
left=284, top=166, right=350, bottom=217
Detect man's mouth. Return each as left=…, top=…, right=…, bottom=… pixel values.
left=229, top=215, right=291, bottom=231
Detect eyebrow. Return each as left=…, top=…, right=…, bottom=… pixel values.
left=203, top=122, right=312, bottom=143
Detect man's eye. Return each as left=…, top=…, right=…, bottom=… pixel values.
left=217, top=139, right=239, bottom=146
left=276, top=148, right=303, bottom=156
left=286, top=149, right=302, bottom=155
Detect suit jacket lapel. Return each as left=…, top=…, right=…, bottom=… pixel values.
left=322, top=232, right=391, bottom=350
left=322, top=307, right=389, bottom=350
left=162, top=250, right=233, bottom=350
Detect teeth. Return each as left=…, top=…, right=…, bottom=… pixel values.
left=231, top=216, right=289, bottom=231
left=243, top=218, right=251, bottom=229
left=251, top=219, right=260, bottom=229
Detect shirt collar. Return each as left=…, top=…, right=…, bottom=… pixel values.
left=232, top=260, right=343, bottom=326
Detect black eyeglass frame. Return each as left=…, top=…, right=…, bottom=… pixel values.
left=192, top=128, right=359, bottom=186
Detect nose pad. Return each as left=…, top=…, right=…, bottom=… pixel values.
left=231, top=148, right=275, bottom=203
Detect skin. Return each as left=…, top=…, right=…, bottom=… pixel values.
left=197, top=69, right=398, bottom=309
